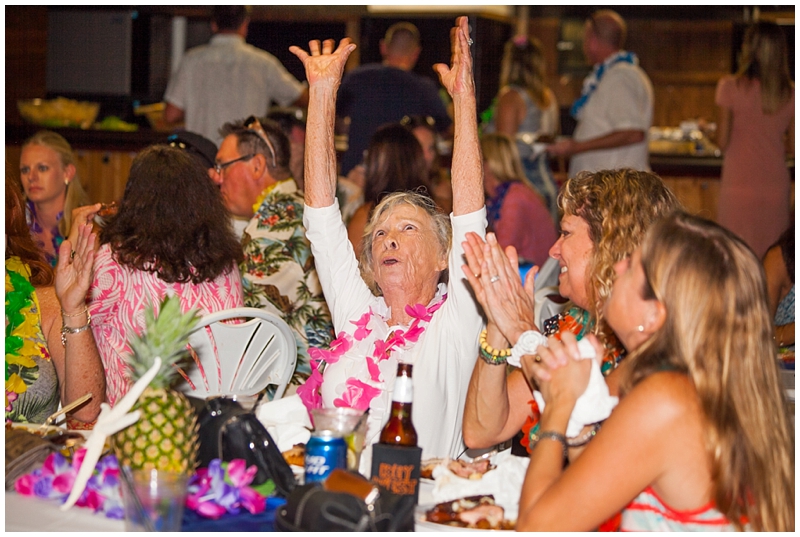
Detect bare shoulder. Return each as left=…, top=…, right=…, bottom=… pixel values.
left=622, top=371, right=700, bottom=428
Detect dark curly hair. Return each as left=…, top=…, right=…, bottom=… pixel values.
left=100, top=145, right=242, bottom=284
left=363, top=123, right=430, bottom=206
left=6, top=170, right=53, bottom=286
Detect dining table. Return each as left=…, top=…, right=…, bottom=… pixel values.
left=5, top=477, right=438, bottom=532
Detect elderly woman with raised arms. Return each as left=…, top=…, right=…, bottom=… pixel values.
left=290, top=17, right=485, bottom=470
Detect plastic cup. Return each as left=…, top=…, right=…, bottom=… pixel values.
left=311, top=408, right=367, bottom=472
left=121, top=468, right=188, bottom=532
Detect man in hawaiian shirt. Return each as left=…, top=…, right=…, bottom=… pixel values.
left=214, top=116, right=334, bottom=385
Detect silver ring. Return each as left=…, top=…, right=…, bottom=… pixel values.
left=490, top=275, right=500, bottom=283
left=467, top=38, right=474, bottom=46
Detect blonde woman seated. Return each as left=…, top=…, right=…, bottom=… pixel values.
left=482, top=132, right=557, bottom=267
left=514, top=212, right=793, bottom=531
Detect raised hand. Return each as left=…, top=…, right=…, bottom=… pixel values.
left=462, top=232, right=537, bottom=345
left=55, top=223, right=96, bottom=315
left=434, top=16, right=475, bottom=99
left=290, top=38, right=356, bottom=90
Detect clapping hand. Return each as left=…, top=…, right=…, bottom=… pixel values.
left=521, top=331, right=599, bottom=408
left=290, top=38, right=356, bottom=90
left=462, top=231, right=537, bottom=346
left=55, top=223, right=96, bottom=315
left=434, top=16, right=475, bottom=99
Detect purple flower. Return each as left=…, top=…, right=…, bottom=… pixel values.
left=185, top=459, right=267, bottom=520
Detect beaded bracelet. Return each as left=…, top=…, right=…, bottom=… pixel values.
left=61, top=313, right=92, bottom=347
left=478, top=328, right=512, bottom=365
left=566, top=422, right=601, bottom=447
left=529, top=429, right=568, bottom=464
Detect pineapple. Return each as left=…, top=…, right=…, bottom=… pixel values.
left=113, top=296, right=201, bottom=475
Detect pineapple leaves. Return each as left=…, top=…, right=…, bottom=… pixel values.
left=127, top=295, right=201, bottom=389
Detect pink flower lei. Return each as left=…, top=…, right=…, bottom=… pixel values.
left=297, top=294, right=447, bottom=418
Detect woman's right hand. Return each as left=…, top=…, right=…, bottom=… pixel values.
left=522, top=332, right=594, bottom=409
left=289, top=38, right=356, bottom=90
left=462, top=231, right=537, bottom=346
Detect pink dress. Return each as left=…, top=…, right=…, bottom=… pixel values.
left=88, top=243, right=244, bottom=406
left=715, top=76, right=794, bottom=259
left=492, top=182, right=557, bottom=267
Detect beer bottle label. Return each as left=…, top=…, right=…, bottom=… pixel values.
left=393, top=374, right=413, bottom=403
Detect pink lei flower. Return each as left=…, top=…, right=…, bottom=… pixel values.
left=298, top=294, right=448, bottom=417
left=333, top=378, right=382, bottom=411
left=14, top=448, right=124, bottom=519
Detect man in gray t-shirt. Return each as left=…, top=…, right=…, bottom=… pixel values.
left=164, top=6, right=308, bottom=146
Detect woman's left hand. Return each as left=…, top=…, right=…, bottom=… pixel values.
left=55, top=223, right=96, bottom=314
left=434, top=16, right=475, bottom=99
left=521, top=332, right=594, bottom=408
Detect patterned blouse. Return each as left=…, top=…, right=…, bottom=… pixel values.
left=5, top=257, right=59, bottom=423
left=25, top=200, right=64, bottom=267
left=88, top=244, right=244, bottom=406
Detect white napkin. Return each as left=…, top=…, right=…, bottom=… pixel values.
left=533, top=340, right=618, bottom=437
left=255, top=394, right=312, bottom=453
left=430, top=450, right=529, bottom=520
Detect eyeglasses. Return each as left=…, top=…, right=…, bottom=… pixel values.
left=214, top=153, right=255, bottom=175
left=244, top=115, right=278, bottom=168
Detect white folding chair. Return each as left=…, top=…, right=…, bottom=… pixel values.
left=177, top=307, right=297, bottom=400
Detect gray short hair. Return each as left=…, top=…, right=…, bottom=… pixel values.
left=359, top=191, right=451, bottom=295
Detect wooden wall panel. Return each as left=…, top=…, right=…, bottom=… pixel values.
left=662, top=176, right=720, bottom=221
left=627, top=20, right=733, bottom=128
left=73, top=150, right=135, bottom=204
left=6, top=6, right=48, bottom=126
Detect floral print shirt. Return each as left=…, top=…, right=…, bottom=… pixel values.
left=240, top=179, right=334, bottom=384
left=5, top=257, right=59, bottom=423
left=25, top=200, right=64, bottom=267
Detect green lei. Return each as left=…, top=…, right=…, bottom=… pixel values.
left=5, top=260, right=42, bottom=418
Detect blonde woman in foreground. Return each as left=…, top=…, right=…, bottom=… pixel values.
left=512, top=212, right=793, bottom=531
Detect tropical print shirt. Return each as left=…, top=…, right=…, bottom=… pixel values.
left=240, top=179, right=334, bottom=384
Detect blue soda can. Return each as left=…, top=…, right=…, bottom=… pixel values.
left=304, top=430, right=347, bottom=483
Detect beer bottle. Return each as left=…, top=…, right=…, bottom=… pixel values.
left=379, top=363, right=418, bottom=446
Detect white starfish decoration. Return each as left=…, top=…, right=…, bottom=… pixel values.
left=61, top=357, right=162, bottom=511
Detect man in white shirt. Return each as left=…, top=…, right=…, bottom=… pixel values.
left=548, top=10, right=653, bottom=176
left=164, top=6, right=308, bottom=146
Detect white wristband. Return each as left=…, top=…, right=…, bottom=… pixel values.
left=509, top=330, right=548, bottom=367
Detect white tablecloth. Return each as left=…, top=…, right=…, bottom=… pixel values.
left=5, top=492, right=124, bottom=532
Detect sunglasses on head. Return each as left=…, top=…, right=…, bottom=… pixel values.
left=244, top=116, right=278, bottom=168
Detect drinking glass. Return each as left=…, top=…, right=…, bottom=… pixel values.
left=121, top=467, right=188, bottom=532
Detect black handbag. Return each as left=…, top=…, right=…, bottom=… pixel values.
left=195, top=396, right=297, bottom=497
left=275, top=473, right=416, bottom=532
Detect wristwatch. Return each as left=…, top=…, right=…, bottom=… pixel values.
left=509, top=330, right=548, bottom=367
